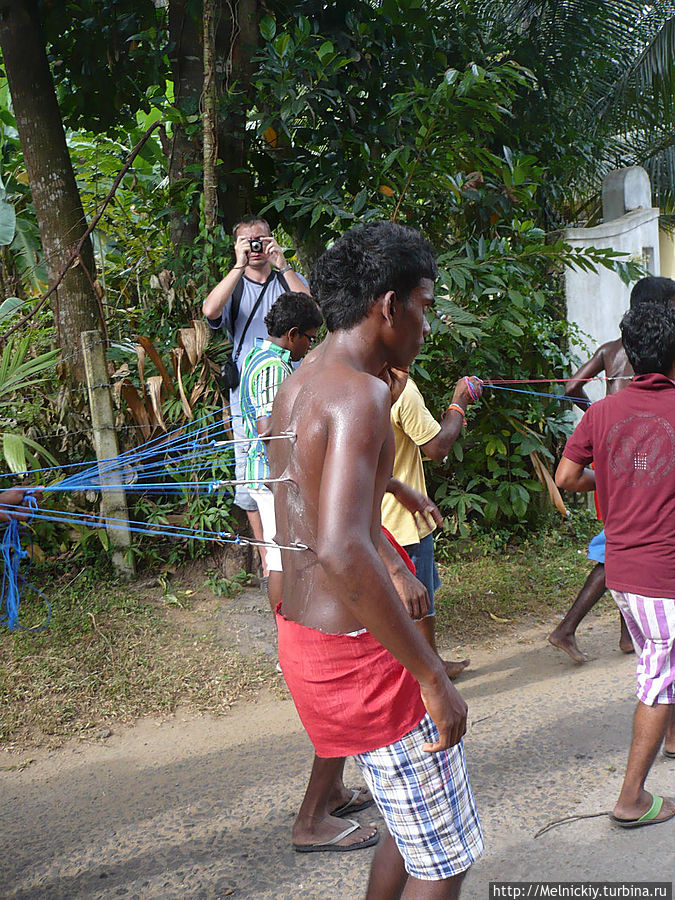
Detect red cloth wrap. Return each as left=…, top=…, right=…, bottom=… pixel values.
left=277, top=608, right=426, bottom=757
left=276, top=527, right=425, bottom=757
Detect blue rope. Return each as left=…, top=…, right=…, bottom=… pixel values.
left=485, top=384, right=591, bottom=406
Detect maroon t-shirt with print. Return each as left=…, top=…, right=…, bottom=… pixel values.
left=563, top=373, right=675, bottom=597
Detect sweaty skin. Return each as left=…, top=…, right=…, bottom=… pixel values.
left=565, top=338, right=633, bottom=409
left=268, top=282, right=467, bottom=753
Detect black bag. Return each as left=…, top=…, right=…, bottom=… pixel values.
left=218, top=358, right=240, bottom=391
left=218, top=271, right=289, bottom=393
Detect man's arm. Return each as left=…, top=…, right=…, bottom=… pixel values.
left=378, top=529, right=430, bottom=620
left=262, top=236, right=311, bottom=295
left=555, top=457, right=596, bottom=492
left=387, top=477, right=443, bottom=533
left=0, top=488, right=41, bottom=523
left=421, top=376, right=482, bottom=461
left=202, top=233, right=250, bottom=322
left=316, top=376, right=466, bottom=751
left=565, top=348, right=606, bottom=411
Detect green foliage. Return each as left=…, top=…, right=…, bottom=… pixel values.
left=472, top=0, right=675, bottom=219
left=0, top=335, right=60, bottom=473
left=39, top=0, right=168, bottom=132
left=203, top=568, right=253, bottom=598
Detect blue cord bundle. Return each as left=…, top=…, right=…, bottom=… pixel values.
left=0, top=496, right=51, bottom=632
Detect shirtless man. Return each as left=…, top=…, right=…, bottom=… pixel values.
left=268, top=223, right=483, bottom=898
left=549, top=275, right=675, bottom=663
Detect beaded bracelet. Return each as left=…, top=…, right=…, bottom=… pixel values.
left=446, top=403, right=467, bottom=426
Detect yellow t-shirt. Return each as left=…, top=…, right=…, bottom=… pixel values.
left=381, top=378, right=441, bottom=547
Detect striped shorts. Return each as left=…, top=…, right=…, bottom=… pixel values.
left=610, top=590, right=675, bottom=705
left=354, top=714, right=484, bottom=881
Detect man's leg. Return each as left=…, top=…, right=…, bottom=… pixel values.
left=406, top=535, right=468, bottom=679
left=292, top=755, right=376, bottom=850
left=610, top=589, right=675, bottom=823
left=664, top=706, right=675, bottom=756
left=548, top=563, right=606, bottom=663
left=366, top=829, right=467, bottom=900
left=250, top=489, right=281, bottom=611
left=415, top=616, right=468, bottom=680
left=246, top=507, right=268, bottom=576
left=231, top=420, right=268, bottom=576
left=401, top=872, right=466, bottom=899
left=612, top=701, right=675, bottom=823
left=366, top=828, right=408, bottom=900
left=618, top=610, right=634, bottom=654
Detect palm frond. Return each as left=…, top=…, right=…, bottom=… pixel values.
left=597, top=13, right=675, bottom=124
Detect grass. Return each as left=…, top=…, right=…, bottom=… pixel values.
left=1, top=515, right=608, bottom=750
left=0, top=561, right=272, bottom=750
left=435, top=515, right=609, bottom=636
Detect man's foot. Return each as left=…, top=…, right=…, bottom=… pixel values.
left=330, top=785, right=374, bottom=817
left=610, top=793, right=675, bottom=829
left=292, top=815, right=378, bottom=852
left=548, top=628, right=586, bottom=664
left=443, top=658, right=470, bottom=679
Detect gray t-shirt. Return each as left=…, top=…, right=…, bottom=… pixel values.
left=207, top=271, right=308, bottom=418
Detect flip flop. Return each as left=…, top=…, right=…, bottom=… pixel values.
left=610, top=794, right=675, bottom=829
left=331, top=787, right=375, bottom=817
left=664, top=749, right=675, bottom=759
left=293, top=819, right=379, bottom=853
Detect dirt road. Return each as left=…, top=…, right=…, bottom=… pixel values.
left=1, top=605, right=673, bottom=899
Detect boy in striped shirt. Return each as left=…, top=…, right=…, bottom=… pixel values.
left=239, top=291, right=323, bottom=609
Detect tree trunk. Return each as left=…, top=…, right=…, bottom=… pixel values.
left=290, top=227, right=327, bottom=279
left=215, top=0, right=259, bottom=232
left=0, top=0, right=102, bottom=376
left=203, top=0, right=218, bottom=231
left=167, top=0, right=204, bottom=253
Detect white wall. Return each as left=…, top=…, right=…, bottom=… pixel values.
left=659, top=228, right=675, bottom=278
left=564, top=207, right=660, bottom=404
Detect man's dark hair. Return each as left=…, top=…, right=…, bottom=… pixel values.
left=629, top=276, right=675, bottom=307
left=310, top=222, right=438, bottom=332
left=233, top=215, right=271, bottom=239
left=265, top=292, right=323, bottom=337
left=620, top=301, right=675, bottom=375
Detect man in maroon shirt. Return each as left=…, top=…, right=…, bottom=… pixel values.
left=556, top=300, right=675, bottom=828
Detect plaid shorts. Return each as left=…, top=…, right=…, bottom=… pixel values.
left=354, top=714, right=484, bottom=881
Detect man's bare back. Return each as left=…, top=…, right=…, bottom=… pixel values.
left=268, top=349, right=395, bottom=634
left=565, top=337, right=633, bottom=408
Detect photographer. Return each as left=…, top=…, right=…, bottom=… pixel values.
left=202, top=216, right=310, bottom=574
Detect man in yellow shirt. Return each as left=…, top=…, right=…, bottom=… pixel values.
left=382, top=373, right=482, bottom=675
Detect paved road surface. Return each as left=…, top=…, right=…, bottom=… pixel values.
left=1, top=609, right=673, bottom=898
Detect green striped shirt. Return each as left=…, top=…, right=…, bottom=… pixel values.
left=239, top=338, right=293, bottom=490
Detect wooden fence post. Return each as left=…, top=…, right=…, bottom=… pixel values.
left=80, top=330, right=136, bottom=579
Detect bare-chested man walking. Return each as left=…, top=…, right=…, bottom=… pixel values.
left=549, top=276, right=675, bottom=662
left=268, top=223, right=483, bottom=899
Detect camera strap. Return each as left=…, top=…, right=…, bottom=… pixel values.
left=231, top=271, right=277, bottom=364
